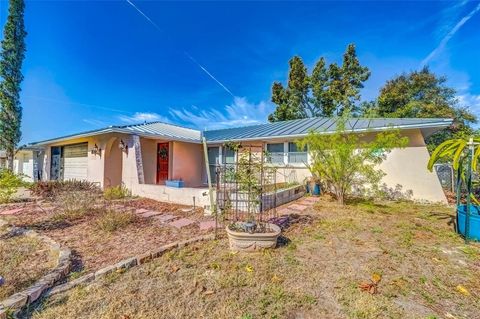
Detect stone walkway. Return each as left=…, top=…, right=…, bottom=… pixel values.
left=280, top=196, right=319, bottom=214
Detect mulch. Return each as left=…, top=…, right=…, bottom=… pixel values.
left=0, top=198, right=215, bottom=274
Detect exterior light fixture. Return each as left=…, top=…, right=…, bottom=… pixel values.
left=91, top=144, right=101, bottom=156
left=119, top=139, right=128, bottom=152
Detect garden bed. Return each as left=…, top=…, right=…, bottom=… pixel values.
left=28, top=198, right=480, bottom=318
left=0, top=197, right=214, bottom=275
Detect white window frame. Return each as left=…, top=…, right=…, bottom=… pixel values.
left=287, top=142, right=308, bottom=166
left=265, top=142, right=286, bottom=165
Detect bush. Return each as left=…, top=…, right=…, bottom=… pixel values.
left=30, top=180, right=101, bottom=198
left=95, top=210, right=137, bottom=232
left=297, top=112, right=409, bottom=205
left=104, top=185, right=131, bottom=200
left=0, top=169, right=28, bottom=204
left=52, top=191, right=101, bottom=222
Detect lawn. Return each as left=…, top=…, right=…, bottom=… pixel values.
left=0, top=224, right=58, bottom=300
left=28, top=198, right=480, bottom=319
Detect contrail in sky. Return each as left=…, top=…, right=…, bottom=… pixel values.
left=125, top=0, right=235, bottom=97
left=184, top=52, right=235, bottom=97
left=421, top=2, right=480, bottom=66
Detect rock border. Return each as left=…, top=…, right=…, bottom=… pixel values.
left=0, top=220, right=71, bottom=319
left=46, top=233, right=215, bottom=296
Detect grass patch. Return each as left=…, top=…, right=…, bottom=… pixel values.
left=95, top=210, right=137, bottom=233
left=52, top=191, right=100, bottom=222
left=0, top=233, right=57, bottom=299
left=104, top=185, right=131, bottom=200
left=459, top=245, right=480, bottom=260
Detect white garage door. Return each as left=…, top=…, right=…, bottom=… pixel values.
left=63, top=143, right=88, bottom=181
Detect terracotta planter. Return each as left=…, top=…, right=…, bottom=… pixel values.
left=226, top=223, right=281, bottom=251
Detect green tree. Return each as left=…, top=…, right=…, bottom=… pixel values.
left=269, top=56, right=309, bottom=122
left=268, top=44, right=370, bottom=122
left=364, top=67, right=477, bottom=152
left=0, top=0, right=27, bottom=170
left=297, top=113, right=409, bottom=205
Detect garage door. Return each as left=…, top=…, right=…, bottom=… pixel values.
left=63, top=143, right=88, bottom=181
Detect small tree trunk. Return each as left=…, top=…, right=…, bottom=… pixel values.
left=6, top=148, right=14, bottom=171
left=334, top=187, right=345, bottom=205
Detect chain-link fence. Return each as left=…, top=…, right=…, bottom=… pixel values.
left=434, top=163, right=455, bottom=192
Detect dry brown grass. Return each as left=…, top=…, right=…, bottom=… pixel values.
left=0, top=227, right=57, bottom=299
left=29, top=199, right=480, bottom=318
left=95, top=210, right=137, bottom=233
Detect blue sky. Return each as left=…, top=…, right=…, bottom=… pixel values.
left=1, top=0, right=479, bottom=144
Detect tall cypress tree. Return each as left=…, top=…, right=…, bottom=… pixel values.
left=0, top=0, right=27, bottom=170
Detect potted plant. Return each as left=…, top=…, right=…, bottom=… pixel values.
left=223, top=144, right=282, bottom=251
left=428, top=137, right=480, bottom=242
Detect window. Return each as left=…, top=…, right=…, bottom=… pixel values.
left=207, top=147, right=220, bottom=183
left=223, top=147, right=236, bottom=164
left=288, top=142, right=307, bottom=164
left=266, top=143, right=284, bottom=164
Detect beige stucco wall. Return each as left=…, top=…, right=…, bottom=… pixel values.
left=40, top=133, right=126, bottom=188
left=224, top=129, right=446, bottom=203
left=13, top=150, right=35, bottom=182
left=129, top=183, right=210, bottom=207
left=139, top=138, right=159, bottom=185
left=171, top=141, right=204, bottom=187
left=103, top=136, right=123, bottom=188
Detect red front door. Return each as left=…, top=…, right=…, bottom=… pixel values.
left=157, top=143, right=169, bottom=184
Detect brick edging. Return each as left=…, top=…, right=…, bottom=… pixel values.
left=46, top=233, right=216, bottom=297
left=0, top=220, right=72, bottom=318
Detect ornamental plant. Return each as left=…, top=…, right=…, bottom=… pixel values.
left=427, top=137, right=480, bottom=205
left=297, top=114, right=409, bottom=204
left=0, top=168, right=28, bottom=203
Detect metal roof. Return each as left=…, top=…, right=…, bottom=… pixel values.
left=28, top=117, right=453, bottom=146
left=203, top=117, right=454, bottom=143
left=29, top=121, right=202, bottom=146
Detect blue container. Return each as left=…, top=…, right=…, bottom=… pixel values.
left=312, top=183, right=321, bottom=196
left=457, top=204, right=480, bottom=241
left=165, top=180, right=184, bottom=188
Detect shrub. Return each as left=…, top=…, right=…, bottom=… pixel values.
left=53, top=191, right=101, bottom=222
left=30, top=180, right=101, bottom=198
left=95, top=210, right=137, bottom=232
left=297, top=112, right=409, bottom=205
left=0, top=169, right=28, bottom=203
left=104, top=185, right=131, bottom=200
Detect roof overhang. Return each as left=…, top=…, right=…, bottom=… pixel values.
left=204, top=119, right=453, bottom=144
left=28, top=127, right=202, bottom=147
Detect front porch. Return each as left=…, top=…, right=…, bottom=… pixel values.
left=122, top=136, right=212, bottom=209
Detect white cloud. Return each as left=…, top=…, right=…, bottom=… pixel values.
left=118, top=112, right=171, bottom=124
left=169, top=96, right=275, bottom=130
left=458, top=93, right=480, bottom=119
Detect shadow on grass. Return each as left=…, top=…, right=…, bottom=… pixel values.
left=269, top=214, right=316, bottom=231
left=427, top=211, right=456, bottom=227
left=345, top=197, right=389, bottom=208
left=277, top=235, right=291, bottom=248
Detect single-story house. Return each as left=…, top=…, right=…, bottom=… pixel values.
left=26, top=117, right=453, bottom=207
left=0, top=148, right=41, bottom=182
